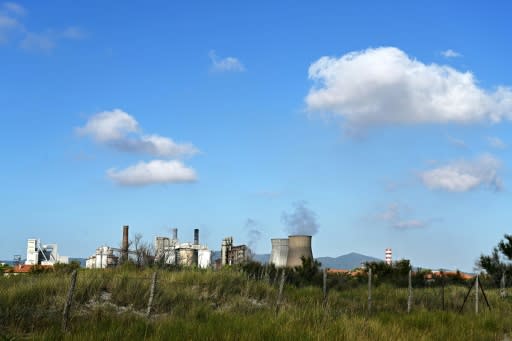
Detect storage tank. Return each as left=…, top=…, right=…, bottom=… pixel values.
left=286, top=235, right=313, bottom=268
left=198, top=249, right=212, bottom=269
left=270, top=238, right=289, bottom=268
left=177, top=247, right=198, bottom=267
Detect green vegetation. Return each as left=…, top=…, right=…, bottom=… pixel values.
left=1, top=265, right=512, bottom=340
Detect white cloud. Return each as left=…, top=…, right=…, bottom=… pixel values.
left=447, top=135, right=467, bottom=149
left=306, top=47, right=512, bottom=131
left=420, top=154, right=502, bottom=192
left=209, top=50, right=245, bottom=72
left=61, top=26, right=86, bottom=40
left=77, top=109, right=198, bottom=158
left=76, top=109, right=139, bottom=142
left=441, top=49, right=461, bottom=58
left=487, top=136, right=506, bottom=149
left=107, top=160, right=197, bottom=186
left=19, top=31, right=56, bottom=52
left=3, top=2, right=25, bottom=16
left=378, top=203, right=430, bottom=230
left=0, top=3, right=84, bottom=51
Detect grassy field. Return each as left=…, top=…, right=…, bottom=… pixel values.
left=1, top=268, right=511, bottom=340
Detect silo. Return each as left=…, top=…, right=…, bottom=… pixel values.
left=177, top=247, right=198, bottom=267
left=270, top=238, right=289, bottom=268
left=286, top=235, right=313, bottom=268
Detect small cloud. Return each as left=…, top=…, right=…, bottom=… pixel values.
left=76, top=109, right=139, bottom=143
left=209, top=50, right=245, bottom=72
left=441, top=49, right=462, bottom=58
left=107, top=160, right=197, bottom=186
left=419, top=154, right=503, bottom=192
left=377, top=203, right=432, bottom=230
left=3, top=2, right=25, bottom=16
left=19, top=31, right=56, bottom=52
left=487, top=136, right=506, bottom=149
left=447, top=135, right=467, bottom=149
left=77, top=109, right=198, bottom=158
left=61, top=26, right=86, bottom=40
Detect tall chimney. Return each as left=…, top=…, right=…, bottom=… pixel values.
left=286, top=235, right=313, bottom=268
left=122, top=225, right=129, bottom=262
left=194, top=228, right=199, bottom=245
left=172, top=228, right=178, bottom=241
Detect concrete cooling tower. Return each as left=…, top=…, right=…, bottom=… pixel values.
left=270, top=239, right=289, bottom=268
left=286, top=235, right=313, bottom=268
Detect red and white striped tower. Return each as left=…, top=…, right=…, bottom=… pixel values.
left=385, top=248, right=392, bottom=265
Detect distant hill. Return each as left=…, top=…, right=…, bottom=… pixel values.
left=317, top=252, right=382, bottom=270
left=213, top=251, right=381, bottom=270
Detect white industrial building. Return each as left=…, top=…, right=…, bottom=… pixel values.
left=85, top=246, right=119, bottom=269
left=25, top=239, right=69, bottom=266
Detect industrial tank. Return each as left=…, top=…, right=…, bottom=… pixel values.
left=177, top=247, right=198, bottom=267
left=270, top=238, right=289, bottom=268
left=286, top=235, right=313, bottom=268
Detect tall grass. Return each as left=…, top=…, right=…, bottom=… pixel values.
left=1, top=268, right=511, bottom=340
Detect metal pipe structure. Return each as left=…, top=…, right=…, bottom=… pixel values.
left=122, top=225, right=129, bottom=262
left=286, top=235, right=313, bottom=268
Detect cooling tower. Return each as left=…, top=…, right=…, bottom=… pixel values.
left=270, top=238, right=289, bottom=268
left=286, top=235, right=313, bottom=268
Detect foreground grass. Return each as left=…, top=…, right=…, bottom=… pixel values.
left=1, top=268, right=511, bottom=340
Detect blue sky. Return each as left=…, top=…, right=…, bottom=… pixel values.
left=1, top=1, right=512, bottom=271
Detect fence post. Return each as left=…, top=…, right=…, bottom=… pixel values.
left=276, top=269, right=286, bottom=315
left=368, top=268, right=372, bottom=315
left=441, top=272, right=445, bottom=311
left=475, top=275, right=479, bottom=315
left=62, top=269, right=78, bottom=332
left=501, top=272, right=507, bottom=299
left=323, top=268, right=328, bottom=305
left=146, top=272, right=157, bottom=318
left=407, top=269, right=412, bottom=313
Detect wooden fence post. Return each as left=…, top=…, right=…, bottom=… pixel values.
left=62, top=269, right=78, bottom=332
left=276, top=269, right=286, bottom=315
left=368, top=268, right=372, bottom=315
left=501, top=272, right=507, bottom=299
left=146, top=272, right=157, bottom=318
left=407, top=269, right=412, bottom=313
left=323, top=268, right=328, bottom=305
left=475, top=275, right=479, bottom=315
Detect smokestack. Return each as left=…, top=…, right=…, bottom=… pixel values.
left=270, top=238, right=288, bottom=268
left=172, top=228, right=178, bottom=241
left=122, top=225, right=129, bottom=262
left=286, top=235, right=313, bottom=268
left=194, top=228, right=199, bottom=245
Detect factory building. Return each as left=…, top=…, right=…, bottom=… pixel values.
left=25, top=239, right=69, bottom=266
left=154, top=228, right=212, bottom=268
left=220, top=237, right=249, bottom=266
left=85, top=246, right=119, bottom=269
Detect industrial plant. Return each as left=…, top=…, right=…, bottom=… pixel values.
left=154, top=228, right=212, bottom=268
left=24, top=239, right=69, bottom=266
left=219, top=237, right=249, bottom=266
left=86, top=226, right=213, bottom=269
